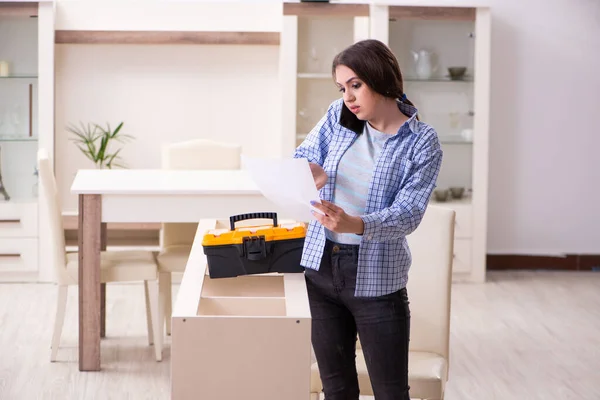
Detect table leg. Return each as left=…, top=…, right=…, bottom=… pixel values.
left=78, top=194, right=102, bottom=371
left=100, top=223, right=107, bottom=338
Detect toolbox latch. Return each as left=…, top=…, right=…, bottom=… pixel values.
left=243, top=236, right=267, bottom=261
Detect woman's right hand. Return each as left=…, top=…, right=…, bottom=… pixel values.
left=309, top=162, right=328, bottom=190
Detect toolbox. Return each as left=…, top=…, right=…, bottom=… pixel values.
left=202, top=212, right=306, bottom=279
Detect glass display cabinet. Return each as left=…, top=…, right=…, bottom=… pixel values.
left=0, top=2, right=54, bottom=282
left=281, top=3, right=491, bottom=283
left=382, top=6, right=491, bottom=283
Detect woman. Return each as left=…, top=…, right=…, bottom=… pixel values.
left=294, top=39, right=443, bottom=400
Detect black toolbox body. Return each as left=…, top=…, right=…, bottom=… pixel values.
left=202, top=213, right=306, bottom=279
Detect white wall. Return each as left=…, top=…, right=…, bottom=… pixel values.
left=481, top=0, right=600, bottom=254
left=55, top=44, right=280, bottom=211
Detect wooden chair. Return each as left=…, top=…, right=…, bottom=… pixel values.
left=38, top=149, right=163, bottom=362
left=155, top=139, right=242, bottom=335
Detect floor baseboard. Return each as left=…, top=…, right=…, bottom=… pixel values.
left=487, top=254, right=600, bottom=271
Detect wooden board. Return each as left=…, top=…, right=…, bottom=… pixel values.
left=171, top=316, right=310, bottom=400
left=172, top=221, right=311, bottom=399
left=62, top=215, right=160, bottom=231
left=0, top=3, right=38, bottom=17
left=55, top=30, right=280, bottom=45
left=283, top=3, right=368, bottom=17
left=389, top=6, right=476, bottom=21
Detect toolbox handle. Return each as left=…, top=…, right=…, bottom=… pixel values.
left=230, top=212, right=278, bottom=231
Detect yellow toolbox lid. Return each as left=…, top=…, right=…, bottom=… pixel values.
left=202, top=222, right=306, bottom=246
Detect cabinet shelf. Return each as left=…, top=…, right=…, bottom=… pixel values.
left=297, top=72, right=332, bottom=79
left=0, top=136, right=38, bottom=143
left=0, top=75, right=38, bottom=80
left=405, top=77, right=473, bottom=83
left=439, top=136, right=472, bottom=144
left=0, top=198, right=37, bottom=205
left=430, top=196, right=472, bottom=206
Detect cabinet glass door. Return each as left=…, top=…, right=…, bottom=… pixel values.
left=0, top=16, right=39, bottom=202
left=296, top=16, right=355, bottom=147
left=389, top=16, right=475, bottom=203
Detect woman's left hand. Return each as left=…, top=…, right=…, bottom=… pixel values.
left=310, top=200, right=364, bottom=234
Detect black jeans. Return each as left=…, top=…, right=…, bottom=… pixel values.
left=305, top=240, right=411, bottom=400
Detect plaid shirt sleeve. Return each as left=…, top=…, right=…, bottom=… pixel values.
left=360, top=128, right=443, bottom=242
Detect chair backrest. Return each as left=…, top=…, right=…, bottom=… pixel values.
left=406, top=204, right=455, bottom=362
left=161, top=139, right=242, bottom=248
left=161, top=139, right=242, bottom=170
left=37, top=149, right=69, bottom=284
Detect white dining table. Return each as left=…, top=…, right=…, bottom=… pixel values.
left=70, top=169, right=289, bottom=371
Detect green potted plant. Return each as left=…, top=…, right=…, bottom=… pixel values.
left=67, top=121, right=133, bottom=169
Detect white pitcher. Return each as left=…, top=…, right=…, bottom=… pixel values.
left=411, top=50, right=436, bottom=80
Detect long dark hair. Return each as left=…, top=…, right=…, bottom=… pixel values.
left=332, top=39, right=417, bottom=133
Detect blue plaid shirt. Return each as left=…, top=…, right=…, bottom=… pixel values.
left=294, top=98, right=443, bottom=297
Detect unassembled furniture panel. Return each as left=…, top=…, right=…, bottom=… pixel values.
left=172, top=221, right=312, bottom=400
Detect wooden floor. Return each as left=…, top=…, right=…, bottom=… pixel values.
left=0, top=270, right=599, bottom=400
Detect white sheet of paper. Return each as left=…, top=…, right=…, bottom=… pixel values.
left=241, top=156, right=323, bottom=222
